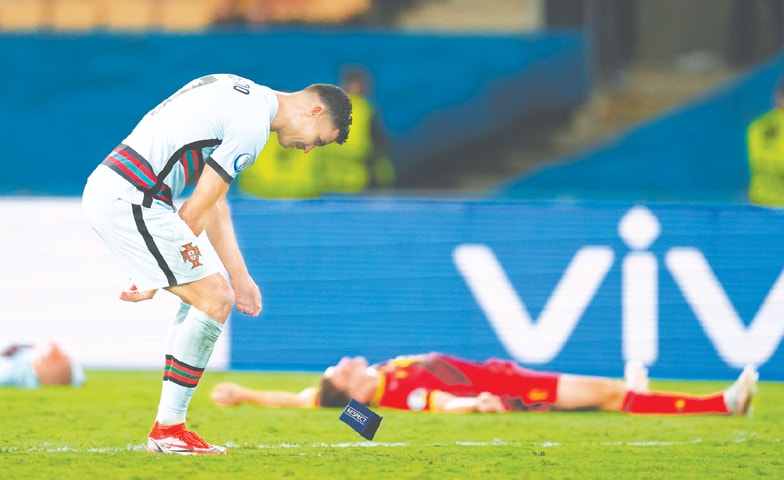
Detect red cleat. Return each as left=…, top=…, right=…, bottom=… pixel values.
left=147, top=422, right=227, bottom=455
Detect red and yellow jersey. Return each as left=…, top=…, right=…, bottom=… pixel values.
left=370, top=353, right=559, bottom=412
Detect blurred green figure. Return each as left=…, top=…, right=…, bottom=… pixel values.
left=747, top=77, right=784, bottom=206
left=238, top=66, right=394, bottom=198
left=237, top=130, right=325, bottom=198
left=315, top=66, right=395, bottom=193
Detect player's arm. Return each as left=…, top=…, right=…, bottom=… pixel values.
left=179, top=165, right=230, bottom=237
left=212, top=383, right=317, bottom=408
left=183, top=164, right=262, bottom=316
left=204, top=189, right=262, bottom=317
left=430, top=391, right=507, bottom=413
left=119, top=165, right=230, bottom=303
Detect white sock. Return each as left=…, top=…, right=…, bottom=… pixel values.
left=155, top=306, right=223, bottom=426
left=164, top=302, right=190, bottom=352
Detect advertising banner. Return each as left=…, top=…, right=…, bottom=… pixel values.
left=230, top=199, right=784, bottom=381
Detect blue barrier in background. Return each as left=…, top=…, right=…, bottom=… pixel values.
left=0, top=29, right=589, bottom=195
left=491, top=52, right=784, bottom=203
left=229, top=199, right=784, bottom=381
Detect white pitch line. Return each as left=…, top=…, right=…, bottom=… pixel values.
left=0, top=437, right=734, bottom=454
left=598, top=439, right=703, bottom=446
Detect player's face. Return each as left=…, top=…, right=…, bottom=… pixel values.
left=324, top=356, right=370, bottom=397
left=277, top=106, right=339, bottom=153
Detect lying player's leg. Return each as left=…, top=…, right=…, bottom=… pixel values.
left=621, top=366, right=758, bottom=416
left=553, top=374, right=628, bottom=411
left=555, top=364, right=758, bottom=415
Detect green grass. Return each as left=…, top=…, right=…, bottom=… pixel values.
left=0, top=371, right=781, bottom=479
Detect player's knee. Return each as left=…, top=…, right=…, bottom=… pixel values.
left=188, top=277, right=235, bottom=322
left=603, top=381, right=628, bottom=411
left=171, top=274, right=237, bottom=321
left=210, top=282, right=235, bottom=321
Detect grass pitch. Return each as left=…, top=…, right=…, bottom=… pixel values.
left=0, top=370, right=781, bottom=479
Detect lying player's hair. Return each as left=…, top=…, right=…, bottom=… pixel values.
left=306, top=84, right=352, bottom=145
left=316, top=377, right=353, bottom=408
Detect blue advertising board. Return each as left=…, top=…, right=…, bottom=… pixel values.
left=228, top=199, right=784, bottom=382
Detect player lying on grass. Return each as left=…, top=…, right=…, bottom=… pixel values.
left=212, top=352, right=757, bottom=415
left=1, top=341, right=85, bottom=388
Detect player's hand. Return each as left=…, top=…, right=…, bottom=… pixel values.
left=211, top=382, right=246, bottom=406
left=475, top=392, right=506, bottom=413
left=119, top=284, right=158, bottom=302
left=232, top=275, right=262, bottom=317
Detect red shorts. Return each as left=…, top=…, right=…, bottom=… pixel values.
left=484, top=360, right=560, bottom=411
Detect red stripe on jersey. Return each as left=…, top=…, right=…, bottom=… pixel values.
left=182, top=151, right=192, bottom=185
left=105, top=157, right=152, bottom=189
left=114, top=148, right=156, bottom=179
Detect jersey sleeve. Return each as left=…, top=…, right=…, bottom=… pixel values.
left=207, top=111, right=268, bottom=183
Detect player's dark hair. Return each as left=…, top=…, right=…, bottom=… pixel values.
left=317, top=377, right=353, bottom=408
left=306, top=83, right=352, bottom=145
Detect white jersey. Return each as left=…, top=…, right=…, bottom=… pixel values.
left=83, top=74, right=278, bottom=290
left=0, top=342, right=38, bottom=388
left=102, top=74, right=277, bottom=205
left=0, top=342, right=85, bottom=388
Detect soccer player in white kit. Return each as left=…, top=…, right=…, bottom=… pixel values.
left=82, top=74, right=352, bottom=455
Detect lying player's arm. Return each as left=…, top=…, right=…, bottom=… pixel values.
left=212, top=383, right=317, bottom=408
left=430, top=391, right=507, bottom=413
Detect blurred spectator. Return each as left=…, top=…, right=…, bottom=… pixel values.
left=595, top=0, right=638, bottom=88
left=237, top=130, right=325, bottom=198
left=546, top=0, right=638, bottom=88
left=314, top=66, right=396, bottom=193
left=357, top=0, right=423, bottom=27
left=746, top=76, right=784, bottom=206
left=212, top=0, right=371, bottom=26
left=238, top=66, right=394, bottom=198
left=728, top=0, right=784, bottom=67
left=211, top=0, right=247, bottom=25
left=1, top=341, right=85, bottom=388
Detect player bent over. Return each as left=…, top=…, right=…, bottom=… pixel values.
left=211, top=353, right=758, bottom=416
left=83, top=74, right=352, bottom=455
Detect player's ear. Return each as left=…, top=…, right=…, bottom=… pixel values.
left=307, top=105, right=323, bottom=118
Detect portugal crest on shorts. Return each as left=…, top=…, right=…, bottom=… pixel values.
left=180, top=242, right=202, bottom=269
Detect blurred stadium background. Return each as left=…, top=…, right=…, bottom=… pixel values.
left=1, top=0, right=783, bottom=382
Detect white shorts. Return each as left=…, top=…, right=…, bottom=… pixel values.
left=82, top=166, right=219, bottom=291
